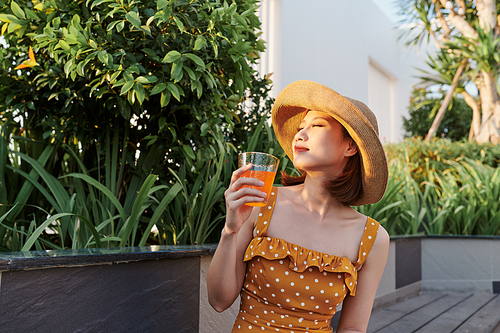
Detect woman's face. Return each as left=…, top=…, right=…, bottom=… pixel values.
left=292, top=111, right=356, bottom=175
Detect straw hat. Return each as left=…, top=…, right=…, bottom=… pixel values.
left=271, top=80, right=388, bottom=206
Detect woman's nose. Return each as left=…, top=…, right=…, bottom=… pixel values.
left=294, top=129, right=306, bottom=142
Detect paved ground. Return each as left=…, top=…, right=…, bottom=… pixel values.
left=366, top=293, right=500, bottom=333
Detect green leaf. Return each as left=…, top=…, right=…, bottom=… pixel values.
left=120, top=80, right=134, bottom=95
left=162, top=50, right=181, bottom=63
left=134, top=82, right=145, bottom=105
left=151, top=82, right=166, bottom=95
left=160, top=91, right=171, bottom=107
left=172, top=15, right=184, bottom=32
left=89, top=39, right=98, bottom=49
left=91, top=0, right=114, bottom=10
left=194, top=35, right=207, bottom=51
left=125, top=11, right=141, bottom=30
left=25, top=8, right=40, bottom=20
left=171, top=60, right=183, bottom=79
left=159, top=116, right=166, bottom=130
left=64, top=58, right=74, bottom=76
left=182, top=144, right=195, bottom=160
left=167, top=83, right=181, bottom=101
left=116, top=20, right=125, bottom=32
left=183, top=53, right=205, bottom=68
left=0, top=14, right=17, bottom=23
left=11, top=1, right=26, bottom=19
left=58, top=40, right=70, bottom=51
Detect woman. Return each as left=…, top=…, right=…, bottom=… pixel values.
left=207, top=80, right=390, bottom=332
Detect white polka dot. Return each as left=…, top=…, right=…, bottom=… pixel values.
left=259, top=213, right=262, bottom=216
left=296, top=292, right=300, bottom=296
left=315, top=279, right=319, bottom=283
left=281, top=289, right=285, bottom=292
left=272, top=293, right=276, bottom=297
left=286, top=298, right=290, bottom=302
left=325, top=300, right=329, bottom=303
left=309, top=268, right=313, bottom=272
left=320, top=290, right=324, bottom=293
left=290, top=282, right=294, bottom=286
left=275, top=253, right=279, bottom=257
left=363, top=252, right=366, bottom=256
left=310, top=296, right=314, bottom=300
left=266, top=284, right=270, bottom=287
left=268, top=206, right=272, bottom=209
left=335, top=293, right=338, bottom=296
left=368, top=236, right=372, bottom=239
left=338, top=275, right=342, bottom=278
left=329, top=282, right=333, bottom=286
left=264, top=310, right=267, bottom=314
left=269, top=245, right=273, bottom=249
left=323, top=272, right=327, bottom=276
left=271, top=192, right=275, bottom=195
left=301, top=302, right=305, bottom=306
left=267, top=237, right=271, bottom=241
left=261, top=251, right=265, bottom=255
left=315, top=305, right=320, bottom=309
left=264, top=221, right=268, bottom=225
left=276, top=278, right=279, bottom=282
left=300, top=275, right=304, bottom=279
left=305, top=286, right=309, bottom=290
left=279, top=260, right=284, bottom=264
left=303, top=261, right=307, bottom=265
left=249, top=326, right=252, bottom=329
left=270, top=267, right=274, bottom=271
left=361, top=241, right=363, bottom=245
left=372, top=222, right=375, bottom=225
left=294, top=267, right=298, bottom=271
left=285, top=271, right=289, bottom=275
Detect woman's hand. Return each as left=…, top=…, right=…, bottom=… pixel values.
left=224, top=163, right=267, bottom=234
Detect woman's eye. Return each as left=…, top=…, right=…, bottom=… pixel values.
left=297, top=127, right=304, bottom=132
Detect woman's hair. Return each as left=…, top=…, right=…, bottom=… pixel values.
left=280, top=125, right=362, bottom=206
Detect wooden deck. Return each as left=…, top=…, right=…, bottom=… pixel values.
left=365, top=293, right=500, bottom=333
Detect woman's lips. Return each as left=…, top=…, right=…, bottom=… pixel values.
left=294, top=146, right=309, bottom=152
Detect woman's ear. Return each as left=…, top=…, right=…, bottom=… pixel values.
left=344, top=140, right=358, bottom=157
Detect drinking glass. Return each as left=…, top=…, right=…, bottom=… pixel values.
left=238, top=152, right=280, bottom=207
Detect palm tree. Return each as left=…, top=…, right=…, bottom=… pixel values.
left=397, top=0, right=500, bottom=143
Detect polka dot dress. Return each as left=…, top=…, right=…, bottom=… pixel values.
left=231, top=188, right=380, bottom=332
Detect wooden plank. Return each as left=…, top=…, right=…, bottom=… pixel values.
left=414, top=294, right=496, bottom=333
left=370, top=293, right=470, bottom=333
left=454, top=295, right=500, bottom=333
left=367, top=293, right=445, bottom=333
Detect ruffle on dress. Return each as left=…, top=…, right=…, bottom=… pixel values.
left=244, top=236, right=358, bottom=296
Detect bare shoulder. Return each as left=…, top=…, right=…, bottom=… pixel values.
left=368, top=221, right=390, bottom=262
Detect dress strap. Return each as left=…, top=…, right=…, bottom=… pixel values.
left=354, top=217, right=380, bottom=268
left=254, top=187, right=278, bottom=237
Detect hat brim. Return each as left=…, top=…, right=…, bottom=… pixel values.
left=271, top=80, right=388, bottom=206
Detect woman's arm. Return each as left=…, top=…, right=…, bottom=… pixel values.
left=336, top=225, right=390, bottom=333
left=207, top=164, right=267, bottom=312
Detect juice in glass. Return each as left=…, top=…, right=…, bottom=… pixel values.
left=238, top=152, right=279, bottom=207
left=240, top=169, right=276, bottom=207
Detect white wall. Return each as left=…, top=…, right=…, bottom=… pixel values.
left=258, top=0, right=427, bottom=141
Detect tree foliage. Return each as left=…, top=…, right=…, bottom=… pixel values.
left=0, top=0, right=274, bottom=249
left=403, top=87, right=473, bottom=141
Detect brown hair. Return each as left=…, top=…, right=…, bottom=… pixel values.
left=280, top=126, right=362, bottom=206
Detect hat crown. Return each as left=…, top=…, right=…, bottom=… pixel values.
left=342, top=97, right=380, bottom=137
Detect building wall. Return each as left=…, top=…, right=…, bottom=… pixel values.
left=258, top=0, right=427, bottom=141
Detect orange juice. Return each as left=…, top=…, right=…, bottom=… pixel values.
left=241, top=170, right=276, bottom=207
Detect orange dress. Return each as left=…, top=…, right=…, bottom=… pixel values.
left=231, top=187, right=380, bottom=332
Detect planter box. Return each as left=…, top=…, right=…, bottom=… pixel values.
left=0, top=236, right=498, bottom=332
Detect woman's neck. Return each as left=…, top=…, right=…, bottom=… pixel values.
left=296, top=174, right=346, bottom=220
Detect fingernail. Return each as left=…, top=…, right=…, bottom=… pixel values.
left=259, top=181, right=265, bottom=186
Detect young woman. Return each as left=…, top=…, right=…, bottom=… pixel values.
left=207, top=80, right=390, bottom=332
